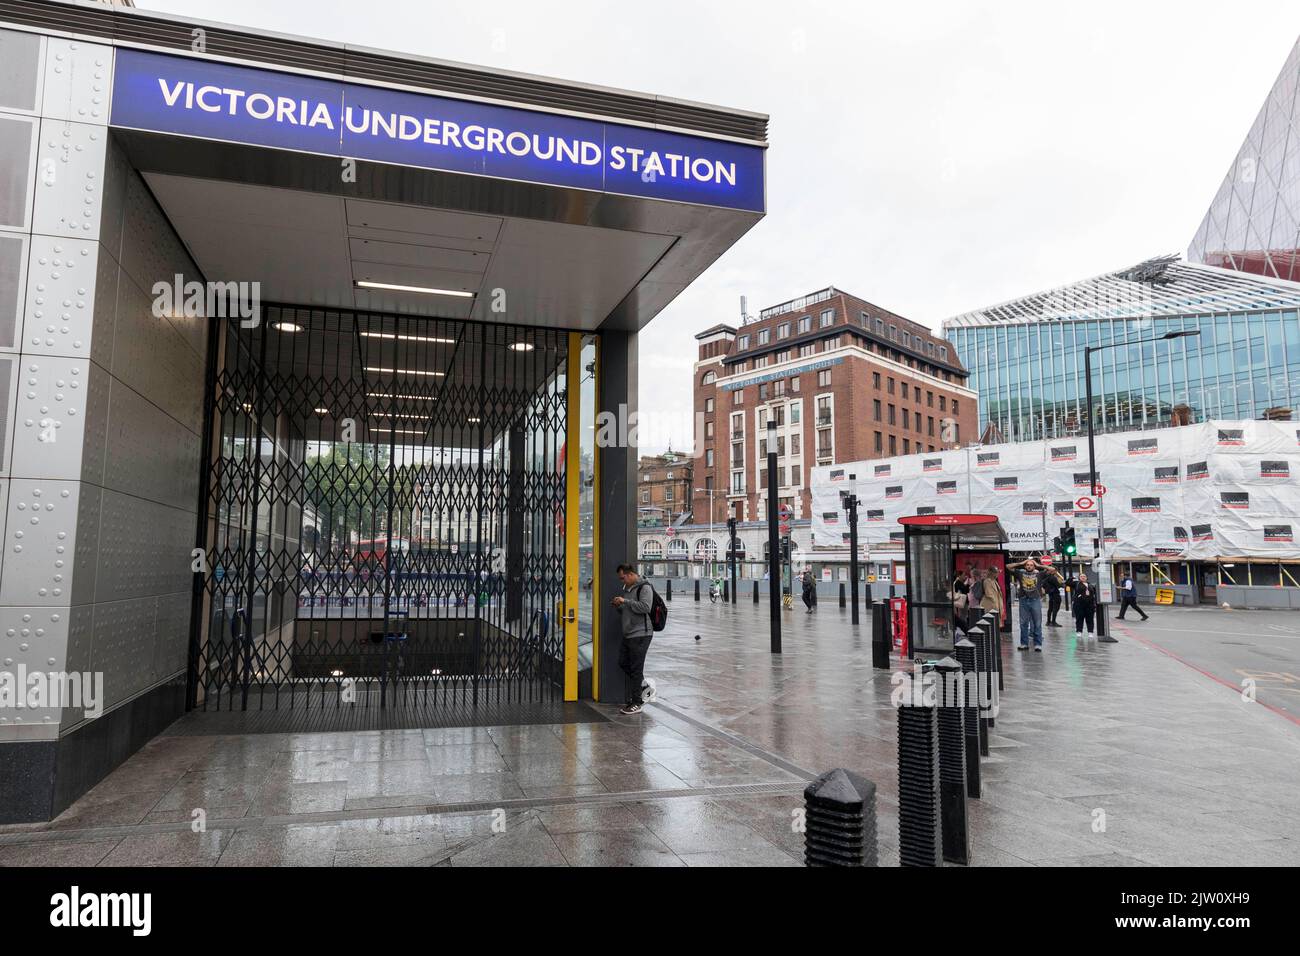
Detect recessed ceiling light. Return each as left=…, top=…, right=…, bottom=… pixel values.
left=508, top=342, right=535, bottom=352
left=467, top=417, right=482, bottom=423
left=314, top=407, right=330, bottom=415
left=369, top=412, right=430, bottom=421
left=273, top=321, right=304, bottom=333
left=367, top=391, right=438, bottom=401
left=360, top=331, right=456, bottom=344
left=364, top=366, right=445, bottom=377
left=369, top=426, right=426, bottom=435
left=355, top=280, right=474, bottom=298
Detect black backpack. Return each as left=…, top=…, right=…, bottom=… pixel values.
left=640, top=582, right=668, bottom=632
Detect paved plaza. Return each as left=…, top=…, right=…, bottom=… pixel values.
left=1, top=599, right=1297, bottom=866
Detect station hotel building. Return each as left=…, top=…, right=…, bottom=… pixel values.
left=691, top=288, right=976, bottom=528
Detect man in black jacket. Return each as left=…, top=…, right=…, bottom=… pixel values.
left=613, top=563, right=654, bottom=715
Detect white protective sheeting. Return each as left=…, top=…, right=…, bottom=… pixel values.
left=810, top=420, right=1300, bottom=560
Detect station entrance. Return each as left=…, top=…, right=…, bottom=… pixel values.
left=191, top=307, right=597, bottom=711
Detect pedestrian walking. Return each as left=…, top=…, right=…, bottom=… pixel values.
left=1072, top=570, right=1096, bottom=637
left=1044, top=565, right=1064, bottom=627
left=975, top=566, right=1003, bottom=627
left=801, top=570, right=817, bottom=613
left=1007, top=557, right=1046, bottom=651
left=1117, top=572, right=1149, bottom=621
left=612, top=563, right=654, bottom=714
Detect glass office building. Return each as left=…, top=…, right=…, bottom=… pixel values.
left=943, top=257, right=1300, bottom=443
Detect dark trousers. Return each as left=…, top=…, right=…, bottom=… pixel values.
left=1047, top=592, right=1062, bottom=624
left=1117, top=594, right=1148, bottom=620
left=619, top=634, right=653, bottom=704
left=1073, top=604, right=1094, bottom=633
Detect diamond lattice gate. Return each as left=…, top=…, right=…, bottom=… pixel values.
left=188, top=307, right=572, bottom=711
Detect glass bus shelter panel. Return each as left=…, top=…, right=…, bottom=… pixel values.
left=905, top=527, right=956, bottom=655
left=193, top=306, right=571, bottom=711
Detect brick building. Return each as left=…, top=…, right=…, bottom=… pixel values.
left=691, top=287, right=977, bottom=527
left=637, top=450, right=694, bottom=527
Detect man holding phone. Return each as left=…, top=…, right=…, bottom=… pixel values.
left=612, top=563, right=654, bottom=715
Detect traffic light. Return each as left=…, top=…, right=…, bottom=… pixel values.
left=780, top=536, right=791, bottom=563
left=1052, top=535, right=1062, bottom=555
left=1062, top=526, right=1077, bottom=557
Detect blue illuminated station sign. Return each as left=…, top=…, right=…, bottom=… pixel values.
left=110, top=50, right=766, bottom=213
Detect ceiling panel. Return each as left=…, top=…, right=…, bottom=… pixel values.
left=144, top=173, right=676, bottom=329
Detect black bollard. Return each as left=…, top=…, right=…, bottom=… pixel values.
left=864, top=583, right=873, bottom=606
left=754, top=580, right=759, bottom=604
left=897, top=683, right=943, bottom=867
left=930, top=657, right=970, bottom=865
left=803, top=768, right=878, bottom=867
left=871, top=601, right=890, bottom=669
left=965, top=625, right=990, bottom=757
left=952, top=639, right=982, bottom=798
left=979, top=612, right=1000, bottom=723
left=694, top=579, right=700, bottom=602
left=839, top=582, right=846, bottom=608
left=723, top=581, right=729, bottom=602
left=666, top=579, right=672, bottom=602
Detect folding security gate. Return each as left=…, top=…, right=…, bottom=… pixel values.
left=187, top=306, right=573, bottom=710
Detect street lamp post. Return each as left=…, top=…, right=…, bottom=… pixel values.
left=766, top=420, right=781, bottom=654
left=1084, top=329, right=1199, bottom=644
left=694, top=485, right=717, bottom=578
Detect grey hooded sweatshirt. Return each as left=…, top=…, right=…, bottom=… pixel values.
left=619, top=577, right=654, bottom=639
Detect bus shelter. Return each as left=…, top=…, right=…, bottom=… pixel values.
left=898, top=514, right=1008, bottom=658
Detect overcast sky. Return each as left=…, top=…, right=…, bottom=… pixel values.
left=142, top=0, right=1300, bottom=452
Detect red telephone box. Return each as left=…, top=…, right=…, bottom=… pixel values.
left=890, top=596, right=909, bottom=657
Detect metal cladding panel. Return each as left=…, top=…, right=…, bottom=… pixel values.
left=0, top=113, right=38, bottom=231
left=21, top=233, right=98, bottom=360
left=0, top=233, right=31, bottom=353
left=93, top=487, right=193, bottom=604
left=103, top=374, right=201, bottom=513
left=0, top=605, right=69, bottom=730
left=30, top=118, right=106, bottom=240
left=97, top=135, right=130, bottom=262
left=39, top=37, right=111, bottom=125
left=78, top=360, right=108, bottom=484
left=69, top=479, right=98, bottom=606
left=9, top=354, right=93, bottom=479
left=0, top=478, right=7, bottom=592
left=110, top=273, right=204, bottom=433
left=0, top=27, right=43, bottom=115
left=87, top=594, right=161, bottom=711
left=0, top=355, right=16, bottom=475
left=0, top=477, right=79, bottom=606
left=116, top=171, right=199, bottom=310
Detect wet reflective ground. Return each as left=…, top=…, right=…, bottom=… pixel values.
left=1, top=600, right=1296, bottom=865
